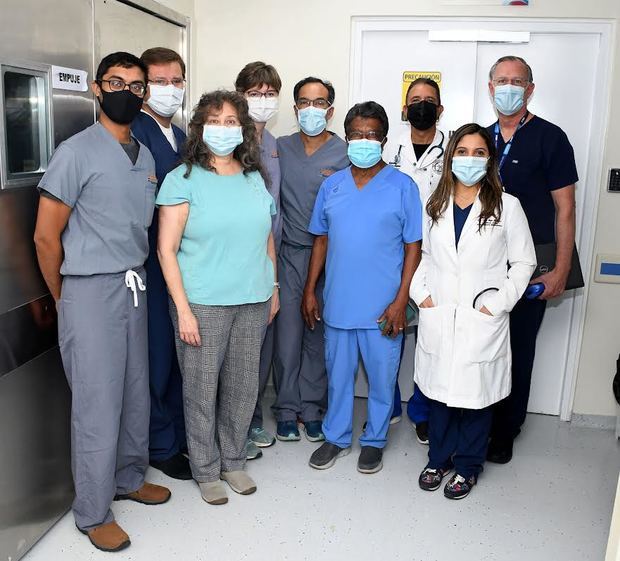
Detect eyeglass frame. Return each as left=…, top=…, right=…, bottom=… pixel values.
left=98, top=78, right=146, bottom=97
left=491, top=77, right=530, bottom=88
left=295, top=97, right=331, bottom=110
left=148, top=78, right=186, bottom=88
left=245, top=89, right=279, bottom=99
left=346, top=130, right=385, bottom=142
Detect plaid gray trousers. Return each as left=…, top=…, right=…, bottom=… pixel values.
left=171, top=299, right=270, bottom=482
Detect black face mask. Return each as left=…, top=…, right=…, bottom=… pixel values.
left=407, top=100, right=438, bottom=131
left=98, top=89, right=143, bottom=125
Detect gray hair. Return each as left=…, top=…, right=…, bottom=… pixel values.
left=489, top=56, right=533, bottom=82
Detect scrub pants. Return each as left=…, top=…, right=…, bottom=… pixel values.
left=427, top=399, right=493, bottom=478
left=250, top=321, right=274, bottom=429
left=491, top=297, right=547, bottom=441
left=272, top=243, right=327, bottom=423
left=58, top=270, right=149, bottom=531
left=393, top=382, right=430, bottom=424
left=393, top=327, right=430, bottom=423
left=146, top=212, right=186, bottom=461
left=322, top=325, right=402, bottom=449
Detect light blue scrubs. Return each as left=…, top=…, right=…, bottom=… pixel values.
left=308, top=165, right=422, bottom=448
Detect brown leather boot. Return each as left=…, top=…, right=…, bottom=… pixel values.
left=114, top=482, right=171, bottom=505
left=79, top=521, right=130, bottom=552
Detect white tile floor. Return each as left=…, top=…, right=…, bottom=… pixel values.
left=24, top=398, right=620, bottom=561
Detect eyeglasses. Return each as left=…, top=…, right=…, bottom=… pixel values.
left=99, top=79, right=146, bottom=96
left=149, top=78, right=186, bottom=88
left=246, top=90, right=278, bottom=99
left=492, top=77, right=529, bottom=88
left=347, top=131, right=384, bottom=141
left=296, top=98, right=331, bottom=110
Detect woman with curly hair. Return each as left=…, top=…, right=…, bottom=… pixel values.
left=156, top=90, right=279, bottom=505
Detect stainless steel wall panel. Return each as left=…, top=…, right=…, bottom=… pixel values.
left=0, top=349, right=72, bottom=561
left=0, top=295, right=57, bottom=378
left=0, top=1, right=93, bottom=559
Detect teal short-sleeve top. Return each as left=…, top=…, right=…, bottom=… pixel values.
left=156, top=165, right=276, bottom=306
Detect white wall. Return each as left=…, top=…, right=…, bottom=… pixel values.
left=170, top=0, right=620, bottom=417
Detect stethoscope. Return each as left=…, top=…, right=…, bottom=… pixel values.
left=472, top=287, right=499, bottom=310
left=389, top=130, right=445, bottom=173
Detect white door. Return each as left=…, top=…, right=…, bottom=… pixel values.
left=352, top=27, right=478, bottom=401
left=473, top=34, right=599, bottom=414
left=351, top=18, right=610, bottom=416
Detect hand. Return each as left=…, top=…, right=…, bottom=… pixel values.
left=531, top=268, right=568, bottom=300
left=178, top=309, right=201, bottom=347
left=302, top=288, right=321, bottom=330
left=419, top=296, right=435, bottom=309
left=269, top=289, right=280, bottom=325
left=377, top=299, right=407, bottom=338
left=479, top=306, right=493, bottom=316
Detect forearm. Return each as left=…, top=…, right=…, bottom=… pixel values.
left=395, top=242, right=421, bottom=304
left=157, top=249, right=191, bottom=314
left=304, top=236, right=327, bottom=292
left=267, top=233, right=278, bottom=283
left=34, top=237, right=64, bottom=301
left=554, top=204, right=576, bottom=275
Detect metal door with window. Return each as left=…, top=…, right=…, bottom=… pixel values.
left=350, top=18, right=612, bottom=418
left=94, top=0, right=190, bottom=128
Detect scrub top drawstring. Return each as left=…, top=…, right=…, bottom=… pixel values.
left=125, top=269, right=146, bottom=307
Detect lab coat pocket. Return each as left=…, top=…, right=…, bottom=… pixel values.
left=144, top=182, right=157, bottom=227
left=464, top=307, right=509, bottom=364
left=417, top=306, right=443, bottom=355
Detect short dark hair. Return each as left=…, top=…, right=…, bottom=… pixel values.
left=405, top=78, right=441, bottom=105
left=343, top=101, right=389, bottom=139
left=141, top=47, right=186, bottom=78
left=95, top=52, right=147, bottom=83
left=489, top=56, right=533, bottom=82
left=235, top=61, right=282, bottom=93
left=293, top=77, right=335, bottom=105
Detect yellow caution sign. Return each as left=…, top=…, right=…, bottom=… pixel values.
left=401, top=71, right=442, bottom=119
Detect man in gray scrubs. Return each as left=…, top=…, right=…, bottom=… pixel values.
left=272, top=77, right=349, bottom=442
left=34, top=52, right=171, bottom=553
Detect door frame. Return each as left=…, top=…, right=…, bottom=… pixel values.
left=349, top=16, right=615, bottom=421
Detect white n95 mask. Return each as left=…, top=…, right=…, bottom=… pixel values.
left=247, top=96, right=279, bottom=123
left=147, top=84, right=185, bottom=117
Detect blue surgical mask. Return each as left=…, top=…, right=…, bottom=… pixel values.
left=494, top=84, right=525, bottom=116
left=451, top=156, right=488, bottom=187
left=297, top=107, right=327, bottom=136
left=202, top=124, right=243, bottom=156
left=347, top=139, right=382, bottom=169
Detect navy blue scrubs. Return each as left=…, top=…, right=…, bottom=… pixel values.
left=132, top=111, right=187, bottom=461
left=487, top=115, right=578, bottom=442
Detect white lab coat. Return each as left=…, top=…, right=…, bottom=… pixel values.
left=409, top=193, right=536, bottom=409
left=383, top=127, right=446, bottom=203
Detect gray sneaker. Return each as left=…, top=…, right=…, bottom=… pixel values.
left=308, top=442, right=350, bottom=470
left=249, top=427, right=276, bottom=448
left=245, top=439, right=263, bottom=461
left=357, top=446, right=383, bottom=474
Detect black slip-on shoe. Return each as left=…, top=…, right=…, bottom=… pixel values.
left=150, top=452, right=193, bottom=480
